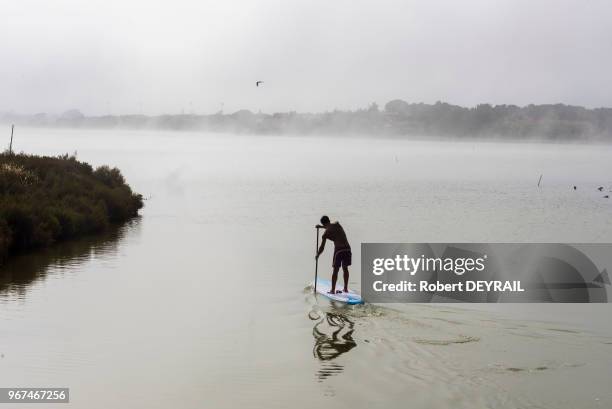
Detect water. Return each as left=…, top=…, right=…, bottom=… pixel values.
left=1, top=128, right=611, bottom=408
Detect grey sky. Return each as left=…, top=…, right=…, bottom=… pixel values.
left=1, top=0, right=611, bottom=115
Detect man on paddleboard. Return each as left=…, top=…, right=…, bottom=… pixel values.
left=315, top=215, right=351, bottom=294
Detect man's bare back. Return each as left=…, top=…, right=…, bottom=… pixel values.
left=322, top=222, right=350, bottom=249
left=315, top=216, right=352, bottom=294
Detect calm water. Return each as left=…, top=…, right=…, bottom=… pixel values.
left=1, top=128, right=612, bottom=408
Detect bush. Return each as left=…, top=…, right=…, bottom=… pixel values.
left=0, top=219, right=12, bottom=261
left=93, top=165, right=125, bottom=188
left=0, top=153, right=143, bottom=262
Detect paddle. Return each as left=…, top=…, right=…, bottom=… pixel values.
left=314, top=226, right=320, bottom=293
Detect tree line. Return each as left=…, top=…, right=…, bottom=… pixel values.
left=3, top=100, right=612, bottom=140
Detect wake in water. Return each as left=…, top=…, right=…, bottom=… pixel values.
left=303, top=284, right=612, bottom=408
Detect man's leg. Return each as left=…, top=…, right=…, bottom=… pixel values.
left=342, top=266, right=349, bottom=292
left=329, top=265, right=340, bottom=294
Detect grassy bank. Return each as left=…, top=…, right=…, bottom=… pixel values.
left=0, top=152, right=143, bottom=263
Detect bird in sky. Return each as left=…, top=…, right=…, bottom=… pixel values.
left=256, top=81, right=264, bottom=87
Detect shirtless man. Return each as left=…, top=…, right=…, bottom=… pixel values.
left=315, top=215, right=352, bottom=294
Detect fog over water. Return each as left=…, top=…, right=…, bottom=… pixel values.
left=0, top=129, right=611, bottom=408
left=2, top=0, right=612, bottom=115
left=2, top=1, right=612, bottom=408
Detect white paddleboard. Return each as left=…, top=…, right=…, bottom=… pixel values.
left=314, top=278, right=364, bottom=305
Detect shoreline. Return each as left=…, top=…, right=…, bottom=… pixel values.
left=0, top=152, right=143, bottom=264
left=3, top=100, right=612, bottom=142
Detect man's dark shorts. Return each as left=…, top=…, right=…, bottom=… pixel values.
left=333, top=247, right=352, bottom=268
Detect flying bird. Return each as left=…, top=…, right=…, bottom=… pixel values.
left=256, top=81, right=264, bottom=87
left=597, top=186, right=604, bottom=191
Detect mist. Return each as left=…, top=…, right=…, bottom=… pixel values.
left=1, top=0, right=612, bottom=115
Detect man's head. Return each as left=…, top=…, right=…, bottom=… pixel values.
left=320, top=215, right=330, bottom=226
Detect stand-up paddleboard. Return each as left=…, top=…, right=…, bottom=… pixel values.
left=314, top=278, right=364, bottom=305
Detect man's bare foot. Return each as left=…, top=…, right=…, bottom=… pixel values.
left=343, top=288, right=348, bottom=293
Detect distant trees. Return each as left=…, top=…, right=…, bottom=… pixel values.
left=378, top=101, right=612, bottom=140
left=2, top=101, right=612, bottom=140
left=384, top=99, right=411, bottom=115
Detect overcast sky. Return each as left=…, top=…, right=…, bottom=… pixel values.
left=1, top=0, right=611, bottom=115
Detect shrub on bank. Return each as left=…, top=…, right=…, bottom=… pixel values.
left=0, top=152, right=143, bottom=262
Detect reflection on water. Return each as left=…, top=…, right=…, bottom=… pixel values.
left=0, top=218, right=140, bottom=299
left=310, top=310, right=357, bottom=382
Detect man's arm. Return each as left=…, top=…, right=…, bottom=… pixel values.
left=316, top=236, right=326, bottom=259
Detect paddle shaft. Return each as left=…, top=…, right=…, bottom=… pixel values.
left=314, top=227, right=320, bottom=293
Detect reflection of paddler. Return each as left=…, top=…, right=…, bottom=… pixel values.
left=315, top=216, right=352, bottom=295
left=311, top=311, right=357, bottom=381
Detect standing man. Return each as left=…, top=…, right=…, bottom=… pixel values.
left=316, top=215, right=352, bottom=294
